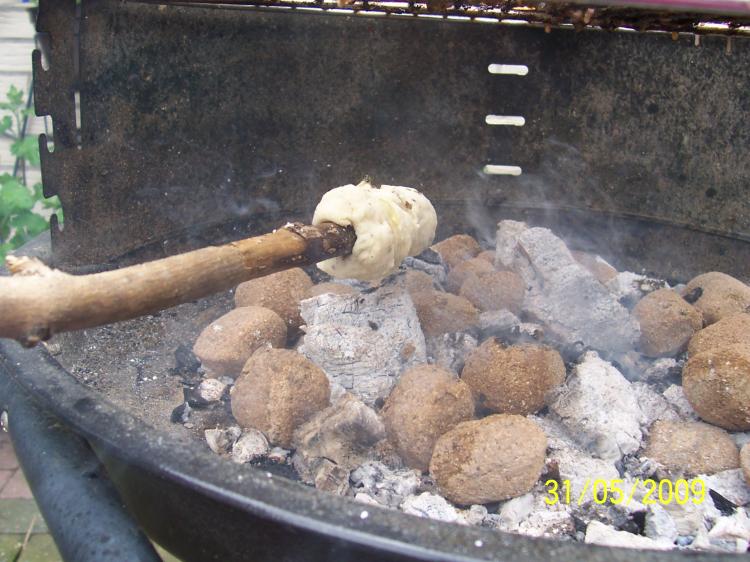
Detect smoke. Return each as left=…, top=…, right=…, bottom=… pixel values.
left=465, top=137, right=624, bottom=266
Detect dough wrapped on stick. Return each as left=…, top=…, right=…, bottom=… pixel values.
left=0, top=182, right=437, bottom=345
left=313, top=181, right=437, bottom=281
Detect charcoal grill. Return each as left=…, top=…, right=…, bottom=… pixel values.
left=2, top=0, right=750, bottom=560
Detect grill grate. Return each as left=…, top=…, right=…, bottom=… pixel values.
left=130, top=0, right=750, bottom=35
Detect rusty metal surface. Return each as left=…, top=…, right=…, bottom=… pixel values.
left=129, top=0, right=750, bottom=36
left=35, top=0, right=750, bottom=281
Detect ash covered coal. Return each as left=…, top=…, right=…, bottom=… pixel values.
left=54, top=221, right=750, bottom=553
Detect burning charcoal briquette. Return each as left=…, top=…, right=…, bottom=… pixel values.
left=445, top=258, right=494, bottom=294
left=683, top=345, right=750, bottom=430
left=298, top=285, right=427, bottom=406
left=430, top=234, right=481, bottom=269
left=475, top=250, right=495, bottom=265
left=644, top=420, right=739, bottom=476
left=230, top=348, right=330, bottom=447
left=267, top=447, right=290, bottom=464
left=702, top=469, right=750, bottom=508
left=204, top=426, right=241, bottom=454
left=291, top=394, right=385, bottom=485
left=425, top=332, right=477, bottom=374
left=461, top=340, right=565, bottom=416
left=688, top=313, right=750, bottom=357
left=307, top=282, right=356, bottom=298
left=497, top=221, right=639, bottom=353
left=400, top=492, right=465, bottom=523
left=429, top=414, right=546, bottom=505
left=459, top=270, right=525, bottom=314
left=547, top=352, right=644, bottom=461
left=570, top=250, right=618, bottom=285
left=683, top=272, right=750, bottom=325
left=411, top=290, right=479, bottom=337
left=633, top=288, right=703, bottom=358
left=193, top=306, right=286, bottom=378
left=400, top=270, right=437, bottom=297
left=381, top=365, right=475, bottom=471
left=584, top=521, right=672, bottom=550
left=231, top=429, right=270, bottom=464
left=186, top=378, right=228, bottom=406
left=350, top=461, right=421, bottom=508
left=234, top=268, right=313, bottom=333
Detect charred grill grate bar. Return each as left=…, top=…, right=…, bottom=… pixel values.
left=127, top=0, right=750, bottom=35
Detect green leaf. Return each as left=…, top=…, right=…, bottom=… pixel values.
left=6, top=85, right=23, bottom=107
left=9, top=231, right=30, bottom=248
left=11, top=136, right=40, bottom=166
left=11, top=211, right=48, bottom=237
left=0, top=179, right=34, bottom=213
left=42, top=196, right=61, bottom=210
left=0, top=242, right=14, bottom=263
left=0, top=116, right=11, bottom=135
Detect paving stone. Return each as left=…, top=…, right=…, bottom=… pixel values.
left=0, top=436, right=18, bottom=471
left=0, top=500, right=47, bottom=534
left=0, top=534, right=23, bottom=562
left=0, top=471, right=31, bottom=500
left=17, top=534, right=61, bottom=562
left=0, top=471, right=13, bottom=495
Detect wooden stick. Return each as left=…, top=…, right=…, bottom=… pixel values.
left=0, top=222, right=356, bottom=346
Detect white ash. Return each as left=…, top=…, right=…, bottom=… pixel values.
left=494, top=492, right=574, bottom=538
left=527, top=414, right=578, bottom=452
left=400, top=492, right=465, bottom=524
left=516, top=505, right=574, bottom=539
left=701, top=469, right=750, bottom=506
left=732, top=432, right=750, bottom=449
left=548, top=446, right=620, bottom=502
left=585, top=520, right=672, bottom=550
left=691, top=528, right=748, bottom=554
left=329, top=381, right=348, bottom=404
left=498, top=223, right=639, bottom=353
left=641, top=357, right=681, bottom=383
left=494, top=220, right=529, bottom=270
left=662, top=490, right=721, bottom=537
left=606, top=271, right=669, bottom=308
left=708, top=508, right=750, bottom=543
left=662, top=384, right=700, bottom=421
left=645, top=504, right=679, bottom=545
left=462, top=505, right=489, bottom=526
left=291, top=394, right=385, bottom=486
left=204, top=426, right=241, bottom=454
left=231, top=429, right=270, bottom=464
left=497, top=493, right=535, bottom=528
left=298, top=286, right=427, bottom=406
left=350, top=461, right=421, bottom=508
left=548, top=352, right=645, bottom=461
left=477, top=309, right=520, bottom=339
left=193, top=378, right=227, bottom=404
left=631, top=382, right=681, bottom=428
left=425, top=332, right=477, bottom=373
left=267, top=447, right=290, bottom=464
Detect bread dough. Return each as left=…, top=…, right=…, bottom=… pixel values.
left=312, top=181, right=437, bottom=281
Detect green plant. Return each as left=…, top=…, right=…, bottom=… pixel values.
left=0, top=85, right=61, bottom=262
